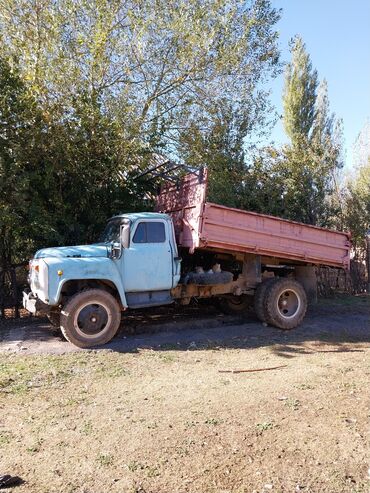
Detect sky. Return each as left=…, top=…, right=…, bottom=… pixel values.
left=268, top=0, right=370, bottom=170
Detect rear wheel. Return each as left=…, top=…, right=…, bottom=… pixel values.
left=60, top=289, right=121, bottom=348
left=219, top=295, right=253, bottom=315
left=264, top=278, right=307, bottom=329
left=254, top=277, right=277, bottom=322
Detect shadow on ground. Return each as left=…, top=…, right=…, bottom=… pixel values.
left=0, top=296, right=369, bottom=356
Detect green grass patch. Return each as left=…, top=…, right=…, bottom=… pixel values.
left=318, top=294, right=369, bottom=307
left=0, top=430, right=14, bottom=446
left=97, top=453, right=114, bottom=466
left=256, top=421, right=274, bottom=434
left=0, top=352, right=131, bottom=394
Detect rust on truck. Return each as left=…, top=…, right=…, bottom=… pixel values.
left=156, top=168, right=351, bottom=269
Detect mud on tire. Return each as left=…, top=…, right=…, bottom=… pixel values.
left=264, top=278, right=307, bottom=330
left=253, top=277, right=277, bottom=323
left=60, top=289, right=121, bottom=348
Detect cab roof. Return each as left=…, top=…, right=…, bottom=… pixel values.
left=109, top=212, right=170, bottom=222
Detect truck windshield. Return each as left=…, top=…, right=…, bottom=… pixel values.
left=100, top=219, right=127, bottom=243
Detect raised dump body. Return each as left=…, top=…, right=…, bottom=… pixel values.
left=156, top=169, right=351, bottom=269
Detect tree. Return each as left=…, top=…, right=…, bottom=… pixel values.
left=346, top=120, right=370, bottom=248
left=283, top=36, right=318, bottom=143
left=0, top=0, right=281, bottom=155
left=0, top=1, right=282, bottom=267
left=178, top=101, right=249, bottom=208
left=0, top=56, right=150, bottom=266
left=311, top=80, right=344, bottom=225
left=279, top=36, right=343, bottom=226
left=0, top=56, right=49, bottom=267
left=343, top=160, right=370, bottom=252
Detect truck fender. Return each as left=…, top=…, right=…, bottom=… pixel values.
left=54, top=278, right=128, bottom=309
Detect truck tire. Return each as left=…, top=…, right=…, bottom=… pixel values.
left=60, top=289, right=121, bottom=348
left=219, top=295, right=253, bottom=315
left=254, top=277, right=277, bottom=323
left=264, top=278, right=307, bottom=330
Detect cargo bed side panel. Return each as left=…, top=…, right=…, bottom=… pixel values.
left=155, top=170, right=351, bottom=269
left=199, top=203, right=350, bottom=268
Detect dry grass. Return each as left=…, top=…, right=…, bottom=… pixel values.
left=1, top=333, right=369, bottom=493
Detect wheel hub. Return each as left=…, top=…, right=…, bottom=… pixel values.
left=277, top=289, right=300, bottom=318
left=77, top=303, right=109, bottom=335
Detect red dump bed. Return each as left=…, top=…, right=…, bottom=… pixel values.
left=155, top=169, right=351, bottom=269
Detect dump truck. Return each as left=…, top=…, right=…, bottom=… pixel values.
left=23, top=169, right=351, bottom=348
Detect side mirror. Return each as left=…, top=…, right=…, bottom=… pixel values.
left=121, top=223, right=130, bottom=249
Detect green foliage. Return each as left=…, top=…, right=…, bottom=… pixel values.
left=283, top=36, right=318, bottom=142
left=0, top=57, right=43, bottom=266
left=279, top=37, right=343, bottom=226
left=0, top=56, right=151, bottom=265
left=180, top=35, right=348, bottom=233
left=343, top=161, right=370, bottom=252
left=0, top=0, right=282, bottom=266
left=240, top=147, right=286, bottom=216
left=178, top=103, right=248, bottom=208
left=0, top=0, right=281, bottom=150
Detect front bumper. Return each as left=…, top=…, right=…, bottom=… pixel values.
left=23, top=291, right=50, bottom=315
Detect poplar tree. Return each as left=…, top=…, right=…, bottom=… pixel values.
left=283, top=36, right=318, bottom=143
left=280, top=36, right=343, bottom=226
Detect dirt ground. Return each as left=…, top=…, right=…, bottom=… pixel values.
left=0, top=295, right=369, bottom=493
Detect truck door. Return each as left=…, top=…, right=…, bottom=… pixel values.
left=122, top=220, right=174, bottom=292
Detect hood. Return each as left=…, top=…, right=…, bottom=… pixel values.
left=34, top=244, right=110, bottom=259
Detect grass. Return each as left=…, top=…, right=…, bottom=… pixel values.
left=97, top=453, right=114, bottom=466
left=158, top=353, right=176, bottom=363
left=127, top=461, right=159, bottom=478
left=285, top=398, right=300, bottom=410
left=295, top=383, right=314, bottom=390
left=256, top=421, right=274, bottom=433
left=127, top=461, right=145, bottom=473
left=204, top=418, right=222, bottom=426
left=0, top=356, right=82, bottom=394
left=318, top=293, right=369, bottom=307
left=0, top=431, right=14, bottom=445
left=26, top=438, right=43, bottom=454
left=0, top=352, right=131, bottom=395
left=81, top=420, right=93, bottom=435
left=0, top=296, right=368, bottom=493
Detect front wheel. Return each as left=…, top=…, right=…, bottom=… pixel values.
left=60, top=289, right=121, bottom=348
left=264, top=278, right=307, bottom=330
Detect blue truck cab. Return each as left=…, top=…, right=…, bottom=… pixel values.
left=23, top=213, right=182, bottom=347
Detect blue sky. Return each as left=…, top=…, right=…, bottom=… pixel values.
left=268, top=0, right=370, bottom=169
